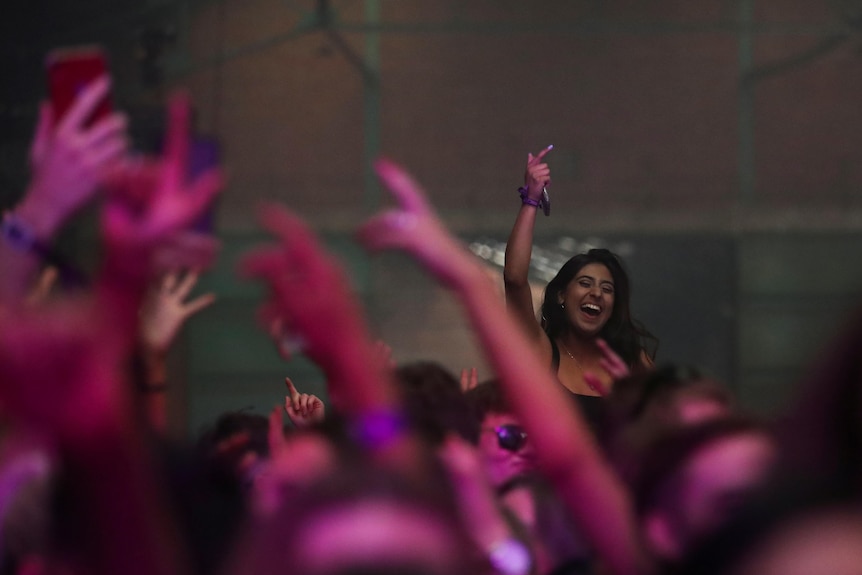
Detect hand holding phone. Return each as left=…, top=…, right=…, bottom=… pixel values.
left=11, top=47, right=128, bottom=243
left=46, top=45, right=113, bottom=126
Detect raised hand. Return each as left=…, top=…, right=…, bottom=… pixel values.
left=582, top=338, right=631, bottom=396
left=101, top=94, right=221, bottom=280
left=597, top=338, right=631, bottom=380
left=17, top=76, right=128, bottom=240
left=524, top=144, right=553, bottom=200
left=283, top=377, right=325, bottom=428
left=241, top=206, right=363, bottom=365
left=357, top=158, right=477, bottom=289
left=241, top=203, right=401, bottom=418
left=139, top=270, right=216, bottom=356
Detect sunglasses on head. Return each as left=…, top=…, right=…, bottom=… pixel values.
left=488, top=424, right=528, bottom=452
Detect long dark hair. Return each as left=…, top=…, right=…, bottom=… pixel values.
left=540, top=248, right=657, bottom=367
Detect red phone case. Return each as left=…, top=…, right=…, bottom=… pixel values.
left=46, top=46, right=113, bottom=125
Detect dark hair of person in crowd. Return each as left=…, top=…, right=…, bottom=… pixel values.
left=676, top=479, right=862, bottom=575
left=632, top=416, right=768, bottom=514
left=603, top=363, right=733, bottom=450
left=541, top=249, right=657, bottom=367
left=463, top=379, right=510, bottom=424
left=196, top=411, right=272, bottom=487
left=627, top=416, right=776, bottom=566
left=395, top=362, right=480, bottom=446
left=228, top=463, right=479, bottom=575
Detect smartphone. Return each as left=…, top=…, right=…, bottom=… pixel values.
left=46, top=45, right=113, bottom=125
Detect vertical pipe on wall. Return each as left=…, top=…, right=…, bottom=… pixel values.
left=360, top=0, right=381, bottom=308
left=737, top=0, right=755, bottom=207
left=363, top=0, right=381, bottom=213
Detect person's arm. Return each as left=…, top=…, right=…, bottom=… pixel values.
left=138, top=270, right=216, bottom=431
left=503, top=146, right=552, bottom=346
left=359, top=159, right=649, bottom=575
left=240, top=206, right=427, bottom=475
left=1, top=78, right=127, bottom=306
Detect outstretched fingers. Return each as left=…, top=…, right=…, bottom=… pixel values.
left=373, top=158, right=431, bottom=215
left=56, top=75, right=111, bottom=136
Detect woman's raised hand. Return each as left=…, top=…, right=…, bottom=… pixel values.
left=524, top=144, right=553, bottom=199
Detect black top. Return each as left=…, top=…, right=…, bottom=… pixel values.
left=550, top=338, right=606, bottom=437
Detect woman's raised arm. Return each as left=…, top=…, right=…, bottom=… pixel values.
left=503, top=146, right=553, bottom=347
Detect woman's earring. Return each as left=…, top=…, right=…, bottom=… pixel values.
left=560, top=302, right=565, bottom=309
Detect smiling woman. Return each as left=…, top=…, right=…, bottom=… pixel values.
left=504, top=149, right=656, bottom=417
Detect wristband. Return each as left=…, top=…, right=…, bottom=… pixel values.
left=349, top=408, right=409, bottom=451
left=1, top=211, right=87, bottom=288
left=488, top=537, right=532, bottom=575
left=1, top=212, right=42, bottom=253
left=517, top=187, right=550, bottom=216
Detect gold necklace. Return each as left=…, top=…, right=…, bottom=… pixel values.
left=559, top=340, right=581, bottom=369
left=559, top=340, right=600, bottom=394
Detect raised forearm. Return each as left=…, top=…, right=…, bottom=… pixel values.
left=0, top=193, right=67, bottom=305
left=502, top=205, right=538, bottom=289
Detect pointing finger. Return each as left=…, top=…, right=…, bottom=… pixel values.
left=284, top=377, right=300, bottom=401
left=534, top=144, right=554, bottom=162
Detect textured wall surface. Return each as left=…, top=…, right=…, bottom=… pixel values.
left=4, top=1, right=862, bottom=434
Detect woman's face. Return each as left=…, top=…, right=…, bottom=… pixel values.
left=559, top=262, right=615, bottom=337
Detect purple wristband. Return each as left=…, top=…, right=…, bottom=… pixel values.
left=350, top=408, right=409, bottom=450
left=518, top=187, right=550, bottom=216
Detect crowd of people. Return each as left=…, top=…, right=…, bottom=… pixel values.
left=0, top=70, right=861, bottom=575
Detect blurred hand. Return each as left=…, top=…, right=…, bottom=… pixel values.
left=101, top=94, right=222, bottom=281
left=582, top=338, right=629, bottom=396
left=357, top=158, right=476, bottom=289
left=18, top=76, right=128, bottom=239
left=241, top=205, right=366, bottom=367
left=282, top=377, right=325, bottom=428
left=139, top=270, right=216, bottom=356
